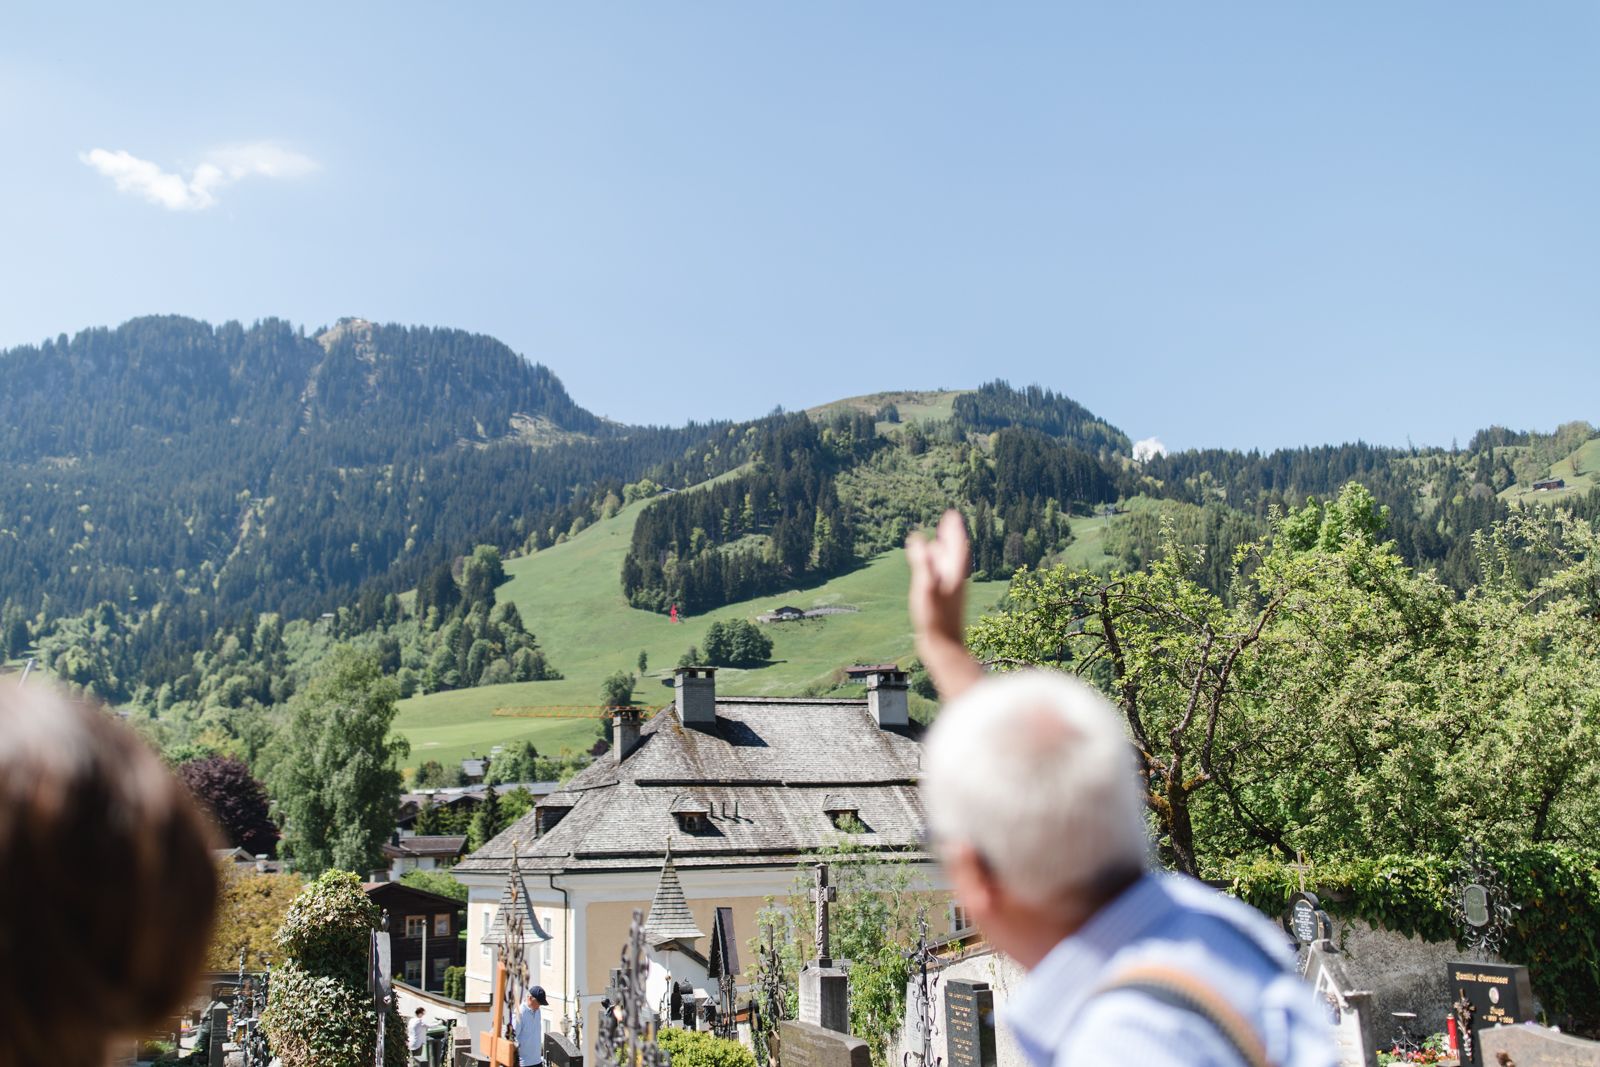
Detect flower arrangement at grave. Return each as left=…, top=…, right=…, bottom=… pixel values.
left=260, top=870, right=408, bottom=1067
left=1375, top=1033, right=1449, bottom=1065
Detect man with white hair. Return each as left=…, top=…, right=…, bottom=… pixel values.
left=908, top=511, right=1332, bottom=1067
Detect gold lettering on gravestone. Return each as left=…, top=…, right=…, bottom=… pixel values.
left=1448, top=962, right=1534, bottom=1067
left=943, top=981, right=996, bottom=1067
left=947, top=998, right=977, bottom=1065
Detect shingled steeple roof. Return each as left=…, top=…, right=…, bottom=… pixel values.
left=485, top=850, right=550, bottom=948
left=642, top=839, right=704, bottom=947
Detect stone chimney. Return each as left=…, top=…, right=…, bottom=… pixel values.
left=614, top=707, right=643, bottom=760
left=867, top=669, right=909, bottom=727
left=674, top=666, right=717, bottom=726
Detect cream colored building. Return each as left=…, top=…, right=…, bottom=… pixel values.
left=452, top=666, right=954, bottom=1054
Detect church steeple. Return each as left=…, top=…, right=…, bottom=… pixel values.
left=642, top=839, right=704, bottom=947
left=486, top=848, right=551, bottom=949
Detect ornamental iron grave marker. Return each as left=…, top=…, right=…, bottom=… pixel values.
left=901, top=915, right=943, bottom=1067
left=753, top=922, right=791, bottom=1067
left=1449, top=845, right=1518, bottom=958
left=595, top=910, right=670, bottom=1067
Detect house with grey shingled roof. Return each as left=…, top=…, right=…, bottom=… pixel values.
left=451, top=666, right=955, bottom=1055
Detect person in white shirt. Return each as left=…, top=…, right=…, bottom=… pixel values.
left=408, top=1007, right=428, bottom=1064
left=515, top=987, right=547, bottom=1067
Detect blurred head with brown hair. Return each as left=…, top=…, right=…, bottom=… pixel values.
left=0, top=681, right=219, bottom=1066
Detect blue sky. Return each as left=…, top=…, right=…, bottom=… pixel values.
left=2, top=4, right=1596, bottom=450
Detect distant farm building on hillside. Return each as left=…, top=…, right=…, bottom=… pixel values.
left=755, top=604, right=860, bottom=623
left=1533, top=478, right=1566, bottom=491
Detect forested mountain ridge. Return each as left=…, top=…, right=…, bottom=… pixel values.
left=0, top=315, right=735, bottom=655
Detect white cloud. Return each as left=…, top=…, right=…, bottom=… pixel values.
left=1132, top=436, right=1168, bottom=463
left=79, top=142, right=318, bottom=211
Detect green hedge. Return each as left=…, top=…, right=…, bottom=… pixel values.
left=443, top=966, right=466, bottom=1002
left=261, top=871, right=409, bottom=1067
left=1221, top=846, right=1600, bottom=1033
left=657, top=1027, right=757, bottom=1067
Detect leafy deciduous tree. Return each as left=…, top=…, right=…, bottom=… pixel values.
left=178, top=754, right=280, bottom=857
left=270, top=648, right=407, bottom=876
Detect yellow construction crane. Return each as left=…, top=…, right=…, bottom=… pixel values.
left=491, top=704, right=666, bottom=719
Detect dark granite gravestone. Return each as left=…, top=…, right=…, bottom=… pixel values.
left=779, top=1020, right=871, bottom=1067
left=1448, top=961, right=1535, bottom=1067
left=207, top=1005, right=228, bottom=1067
left=1479, top=1023, right=1600, bottom=1067
left=543, top=1030, right=584, bottom=1067
left=944, top=980, right=996, bottom=1067
left=1289, top=893, right=1320, bottom=944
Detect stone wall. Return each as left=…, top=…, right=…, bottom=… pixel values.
left=1330, top=919, right=1511, bottom=1043
left=889, top=918, right=1505, bottom=1056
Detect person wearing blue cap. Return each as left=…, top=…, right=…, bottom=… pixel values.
left=515, top=986, right=548, bottom=1067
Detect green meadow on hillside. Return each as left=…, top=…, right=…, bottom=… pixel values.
left=1501, top=436, right=1600, bottom=506
left=807, top=388, right=965, bottom=425
left=394, top=494, right=1114, bottom=771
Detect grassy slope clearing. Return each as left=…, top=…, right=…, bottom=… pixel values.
left=394, top=493, right=1116, bottom=771
left=1501, top=436, right=1600, bottom=506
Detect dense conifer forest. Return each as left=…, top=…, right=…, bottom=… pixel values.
left=0, top=316, right=742, bottom=679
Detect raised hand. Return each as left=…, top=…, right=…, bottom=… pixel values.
left=906, top=509, right=983, bottom=699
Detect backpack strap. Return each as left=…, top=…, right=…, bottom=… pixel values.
left=1095, top=964, right=1275, bottom=1067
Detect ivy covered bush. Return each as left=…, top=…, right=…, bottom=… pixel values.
left=657, top=1027, right=757, bottom=1067
left=1222, top=846, right=1600, bottom=1035
left=261, top=870, right=408, bottom=1067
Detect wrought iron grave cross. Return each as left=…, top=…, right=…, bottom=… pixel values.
left=902, top=914, right=943, bottom=1067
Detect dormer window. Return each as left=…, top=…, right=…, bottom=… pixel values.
left=534, top=792, right=577, bottom=837
left=823, top=794, right=862, bottom=831
left=535, top=804, right=571, bottom=837
left=670, top=793, right=712, bottom=833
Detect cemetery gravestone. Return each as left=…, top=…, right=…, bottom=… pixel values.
left=1281, top=890, right=1334, bottom=977
left=543, top=1030, right=584, bottom=1067
left=1479, top=1023, right=1600, bottom=1067
left=1304, top=941, right=1377, bottom=1067
left=779, top=1020, right=871, bottom=1067
left=1448, top=962, right=1535, bottom=1067
left=1289, top=894, right=1322, bottom=946
left=943, top=981, right=996, bottom=1067
left=207, top=1005, right=228, bottom=1067
left=799, top=864, right=849, bottom=1033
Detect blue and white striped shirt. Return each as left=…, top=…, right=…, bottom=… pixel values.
left=1004, top=873, right=1335, bottom=1067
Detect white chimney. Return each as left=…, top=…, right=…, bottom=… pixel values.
left=867, top=669, right=910, bottom=727
left=674, top=666, right=717, bottom=726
